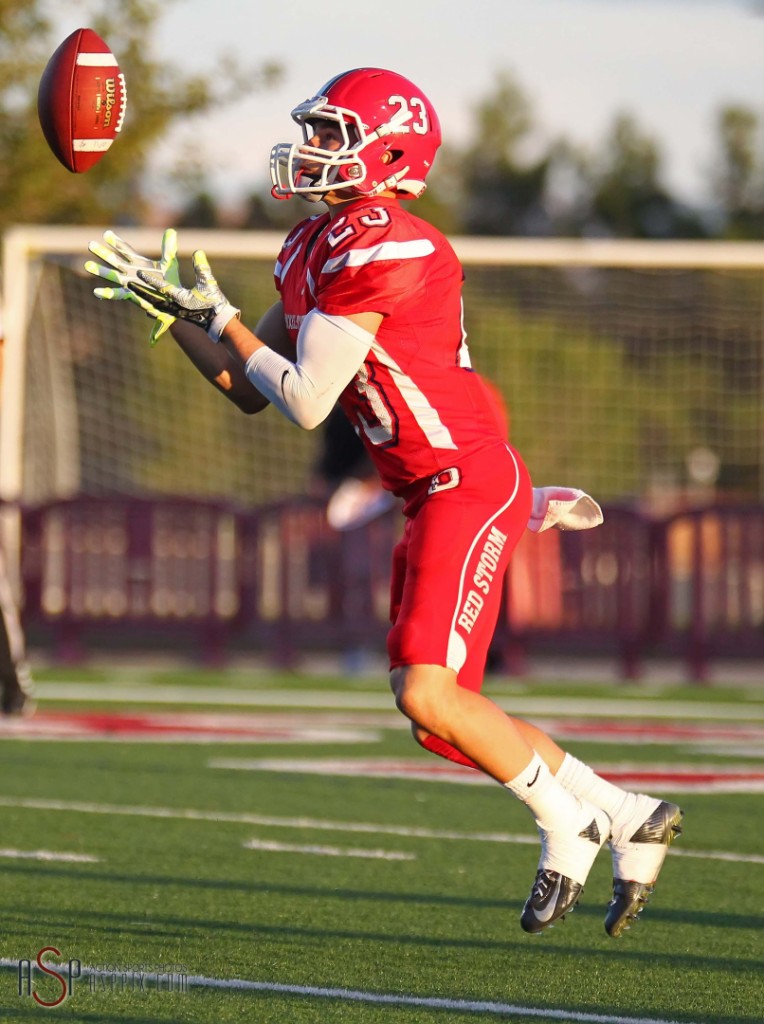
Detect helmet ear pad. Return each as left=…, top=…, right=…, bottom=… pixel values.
left=337, top=136, right=409, bottom=196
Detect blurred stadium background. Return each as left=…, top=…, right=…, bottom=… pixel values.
left=1, top=227, right=762, bottom=681
left=1, top=0, right=762, bottom=685
left=1, top=7, right=763, bottom=1024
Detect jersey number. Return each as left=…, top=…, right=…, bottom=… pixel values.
left=327, top=207, right=392, bottom=247
left=352, top=365, right=398, bottom=447
left=350, top=359, right=456, bottom=452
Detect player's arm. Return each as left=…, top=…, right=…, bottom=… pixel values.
left=85, top=232, right=380, bottom=429
left=84, top=231, right=292, bottom=415
left=222, top=309, right=381, bottom=429
left=170, top=302, right=293, bottom=414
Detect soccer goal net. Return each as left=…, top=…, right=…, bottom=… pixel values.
left=3, top=226, right=763, bottom=509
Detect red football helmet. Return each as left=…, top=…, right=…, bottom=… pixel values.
left=270, top=68, right=442, bottom=201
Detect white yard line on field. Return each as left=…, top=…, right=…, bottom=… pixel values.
left=0, top=795, right=535, bottom=844
left=207, top=755, right=764, bottom=793
left=0, top=848, right=99, bottom=863
left=242, top=838, right=414, bottom=860
left=0, top=959, right=689, bottom=1023
left=171, top=975, right=692, bottom=1024
left=0, top=796, right=761, bottom=866
left=150, top=975, right=693, bottom=1024
left=669, top=848, right=764, bottom=865
left=28, top=683, right=764, bottom=721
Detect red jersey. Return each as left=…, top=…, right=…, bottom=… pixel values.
left=274, top=195, right=506, bottom=494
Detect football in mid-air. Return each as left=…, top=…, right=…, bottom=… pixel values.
left=37, top=27, right=127, bottom=173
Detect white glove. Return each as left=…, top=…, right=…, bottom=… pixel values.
left=527, top=486, right=604, bottom=533
left=86, top=231, right=240, bottom=343
left=85, top=229, right=181, bottom=345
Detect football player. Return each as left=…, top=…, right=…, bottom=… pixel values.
left=86, top=67, right=682, bottom=936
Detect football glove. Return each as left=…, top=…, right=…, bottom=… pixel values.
left=85, top=229, right=180, bottom=345
left=134, top=248, right=241, bottom=343
left=86, top=232, right=241, bottom=343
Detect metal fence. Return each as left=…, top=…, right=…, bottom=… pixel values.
left=16, top=496, right=764, bottom=681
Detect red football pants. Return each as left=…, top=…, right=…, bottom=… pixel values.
left=387, top=442, right=532, bottom=769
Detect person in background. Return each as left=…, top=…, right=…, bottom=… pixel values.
left=311, top=405, right=397, bottom=532
left=0, top=544, right=34, bottom=716
left=0, top=308, right=35, bottom=717
left=309, top=406, right=397, bottom=672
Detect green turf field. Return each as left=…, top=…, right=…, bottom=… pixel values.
left=0, top=664, right=762, bottom=1023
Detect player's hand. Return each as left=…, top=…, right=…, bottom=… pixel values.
left=85, top=229, right=180, bottom=345
left=132, top=249, right=241, bottom=343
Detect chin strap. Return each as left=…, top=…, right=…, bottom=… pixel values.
left=527, top=487, right=604, bottom=533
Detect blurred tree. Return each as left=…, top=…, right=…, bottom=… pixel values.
left=177, top=190, right=220, bottom=229
left=0, top=0, right=282, bottom=235
left=240, top=192, right=280, bottom=230
left=443, top=73, right=720, bottom=239
left=455, top=72, right=555, bottom=236
left=172, top=148, right=223, bottom=228
left=540, top=139, right=596, bottom=236
left=586, top=113, right=706, bottom=238
left=712, top=104, right=764, bottom=239
left=239, top=190, right=306, bottom=231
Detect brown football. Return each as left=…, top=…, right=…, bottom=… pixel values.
left=37, top=27, right=127, bottom=173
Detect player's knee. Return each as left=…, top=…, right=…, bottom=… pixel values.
left=389, top=665, right=454, bottom=731
left=389, top=666, right=411, bottom=714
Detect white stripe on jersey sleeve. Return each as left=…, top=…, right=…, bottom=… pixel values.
left=274, top=220, right=315, bottom=281
left=275, top=247, right=301, bottom=285
left=306, top=267, right=317, bottom=300
left=321, top=239, right=435, bottom=275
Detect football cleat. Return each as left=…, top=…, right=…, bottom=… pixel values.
left=605, top=798, right=684, bottom=938
left=521, top=801, right=610, bottom=934
left=521, top=870, right=584, bottom=934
